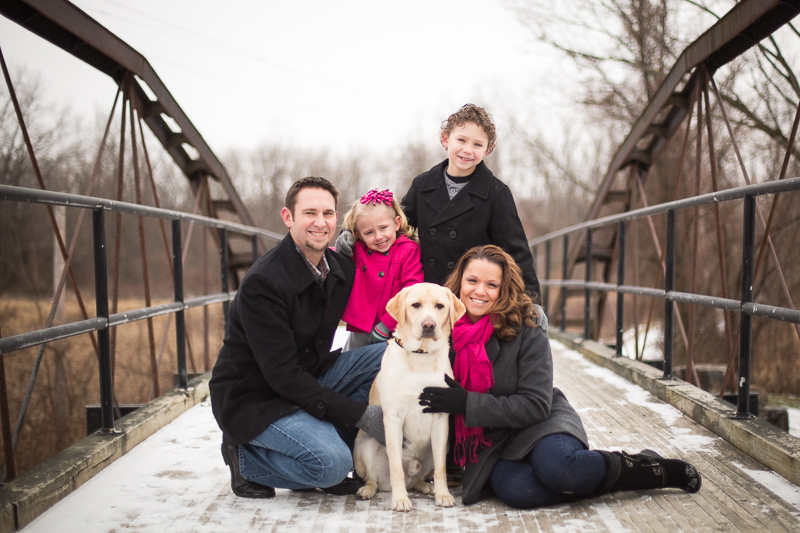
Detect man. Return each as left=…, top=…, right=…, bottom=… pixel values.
left=210, top=177, right=386, bottom=498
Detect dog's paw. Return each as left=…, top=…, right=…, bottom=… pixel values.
left=357, top=483, right=378, bottom=500
left=391, top=496, right=413, bottom=512
left=435, top=492, right=455, bottom=508
left=413, top=478, right=433, bottom=495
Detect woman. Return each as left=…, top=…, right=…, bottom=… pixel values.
left=418, top=245, right=701, bottom=508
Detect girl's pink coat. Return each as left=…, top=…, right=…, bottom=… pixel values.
left=341, top=235, right=423, bottom=333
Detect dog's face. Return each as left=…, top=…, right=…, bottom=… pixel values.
left=385, top=283, right=466, bottom=349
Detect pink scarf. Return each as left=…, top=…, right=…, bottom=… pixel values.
left=452, top=313, right=495, bottom=466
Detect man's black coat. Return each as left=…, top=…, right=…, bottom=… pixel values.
left=209, top=234, right=363, bottom=446
left=401, top=159, right=541, bottom=301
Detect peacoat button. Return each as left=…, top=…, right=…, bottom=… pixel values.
left=429, top=259, right=435, bottom=266
left=367, top=249, right=373, bottom=255
left=316, top=401, right=324, bottom=409
left=362, top=265, right=367, bottom=271
left=449, top=230, right=457, bottom=238
left=447, top=262, right=454, bottom=269
left=316, top=340, right=323, bottom=346
left=429, top=228, right=436, bottom=236
left=378, top=271, right=385, bottom=278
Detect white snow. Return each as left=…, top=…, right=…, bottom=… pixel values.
left=551, top=340, right=683, bottom=427
left=620, top=326, right=664, bottom=361
left=19, top=336, right=793, bottom=531
left=733, top=462, right=800, bottom=518
left=551, top=339, right=719, bottom=455
left=787, top=408, right=800, bottom=438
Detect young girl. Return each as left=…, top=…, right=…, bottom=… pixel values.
left=338, top=189, right=424, bottom=350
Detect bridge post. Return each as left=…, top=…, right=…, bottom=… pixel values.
left=560, top=234, right=568, bottom=332
left=92, top=208, right=116, bottom=432
left=584, top=229, right=592, bottom=339
left=172, top=220, right=188, bottom=390
left=544, top=240, right=551, bottom=312
left=616, top=221, right=625, bottom=356
left=219, top=228, right=230, bottom=338
left=663, top=210, right=675, bottom=380
left=733, top=194, right=756, bottom=419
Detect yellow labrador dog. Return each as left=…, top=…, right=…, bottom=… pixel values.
left=353, top=282, right=465, bottom=512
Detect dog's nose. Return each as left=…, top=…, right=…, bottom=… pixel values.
left=421, top=319, right=436, bottom=337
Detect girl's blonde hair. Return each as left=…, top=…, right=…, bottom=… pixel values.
left=343, top=190, right=416, bottom=242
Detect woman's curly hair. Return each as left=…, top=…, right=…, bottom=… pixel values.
left=440, top=103, right=497, bottom=156
left=444, top=245, right=538, bottom=340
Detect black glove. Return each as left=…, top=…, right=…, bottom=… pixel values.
left=418, top=375, right=468, bottom=415
left=355, top=404, right=385, bottom=445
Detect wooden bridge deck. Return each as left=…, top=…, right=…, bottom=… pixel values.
left=20, top=339, right=800, bottom=532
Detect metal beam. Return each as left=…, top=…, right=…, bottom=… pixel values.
left=0, top=0, right=255, bottom=227
left=585, top=0, right=800, bottom=223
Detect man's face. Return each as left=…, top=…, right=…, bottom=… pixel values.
left=281, top=187, right=337, bottom=261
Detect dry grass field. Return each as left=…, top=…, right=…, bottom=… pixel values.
left=0, top=297, right=225, bottom=477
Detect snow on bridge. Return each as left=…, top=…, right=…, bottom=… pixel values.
left=18, top=337, right=800, bottom=532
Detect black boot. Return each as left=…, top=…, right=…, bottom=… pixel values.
left=320, top=475, right=365, bottom=495
left=290, top=472, right=365, bottom=495
left=595, top=449, right=701, bottom=494
left=221, top=443, right=276, bottom=498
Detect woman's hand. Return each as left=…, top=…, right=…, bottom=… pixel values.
left=419, top=375, right=468, bottom=414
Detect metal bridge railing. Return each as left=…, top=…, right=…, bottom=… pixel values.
left=529, top=176, right=800, bottom=420
left=0, top=184, right=282, bottom=476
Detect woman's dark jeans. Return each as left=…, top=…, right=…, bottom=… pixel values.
left=490, top=433, right=607, bottom=509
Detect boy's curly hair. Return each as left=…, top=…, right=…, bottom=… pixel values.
left=444, top=245, right=538, bottom=341
left=440, top=103, right=497, bottom=156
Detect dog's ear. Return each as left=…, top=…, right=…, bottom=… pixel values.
left=447, top=290, right=466, bottom=332
left=386, top=286, right=409, bottom=329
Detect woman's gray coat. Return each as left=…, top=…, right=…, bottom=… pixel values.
left=460, top=325, right=588, bottom=505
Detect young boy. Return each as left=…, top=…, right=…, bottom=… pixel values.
left=400, top=104, right=545, bottom=322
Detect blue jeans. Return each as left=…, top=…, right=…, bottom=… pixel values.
left=490, top=433, right=607, bottom=508
left=238, top=342, right=385, bottom=490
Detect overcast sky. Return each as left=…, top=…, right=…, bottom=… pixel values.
left=0, top=0, right=566, bottom=159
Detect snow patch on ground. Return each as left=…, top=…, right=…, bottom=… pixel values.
left=551, top=338, right=720, bottom=455
left=23, top=400, right=470, bottom=533
left=733, top=462, right=800, bottom=518
left=621, top=326, right=664, bottom=361
left=787, top=408, right=800, bottom=438
left=667, top=427, right=718, bottom=454
left=551, top=340, right=682, bottom=428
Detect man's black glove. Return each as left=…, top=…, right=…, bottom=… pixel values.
left=355, top=404, right=385, bottom=445
left=418, top=375, right=468, bottom=415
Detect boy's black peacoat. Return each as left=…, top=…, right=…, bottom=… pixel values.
left=401, top=159, right=541, bottom=301
left=209, top=234, right=364, bottom=446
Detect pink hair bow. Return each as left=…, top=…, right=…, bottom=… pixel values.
left=360, top=189, right=393, bottom=206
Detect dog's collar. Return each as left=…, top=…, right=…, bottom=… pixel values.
left=392, top=336, right=428, bottom=354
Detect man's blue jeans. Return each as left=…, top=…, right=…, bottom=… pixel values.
left=490, top=433, right=607, bottom=508
left=238, top=342, right=385, bottom=490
